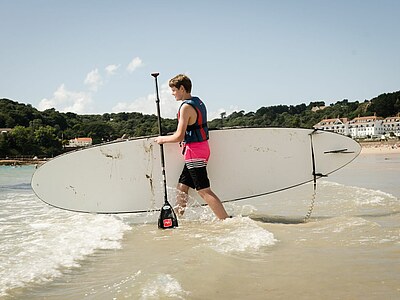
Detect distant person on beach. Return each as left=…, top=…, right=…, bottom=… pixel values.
left=155, top=74, right=229, bottom=220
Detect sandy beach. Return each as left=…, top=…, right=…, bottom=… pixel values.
left=359, top=140, right=400, bottom=154
left=0, top=159, right=47, bottom=166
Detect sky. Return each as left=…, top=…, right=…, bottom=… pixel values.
left=0, top=0, right=399, bottom=120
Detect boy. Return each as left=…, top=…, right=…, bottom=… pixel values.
left=155, top=74, right=229, bottom=219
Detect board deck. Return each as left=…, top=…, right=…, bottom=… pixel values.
left=31, top=128, right=361, bottom=213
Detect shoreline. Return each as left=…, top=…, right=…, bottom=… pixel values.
left=0, top=159, right=47, bottom=166
left=0, top=141, right=398, bottom=166
left=359, top=140, right=400, bottom=154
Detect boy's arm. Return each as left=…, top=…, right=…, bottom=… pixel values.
left=155, top=104, right=193, bottom=144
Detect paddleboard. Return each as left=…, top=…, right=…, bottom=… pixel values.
left=31, top=128, right=361, bottom=213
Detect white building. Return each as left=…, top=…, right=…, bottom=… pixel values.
left=314, top=115, right=400, bottom=139
left=313, top=118, right=349, bottom=135
left=67, top=137, right=93, bottom=147
left=0, top=128, right=12, bottom=134
left=347, top=116, right=384, bottom=138
left=382, top=116, right=400, bottom=137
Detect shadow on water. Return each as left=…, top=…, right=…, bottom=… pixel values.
left=247, top=210, right=400, bottom=224
left=355, top=210, right=400, bottom=218
left=0, top=183, right=32, bottom=190
left=247, top=214, right=323, bottom=224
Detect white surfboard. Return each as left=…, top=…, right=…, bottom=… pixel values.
left=31, top=128, right=361, bottom=213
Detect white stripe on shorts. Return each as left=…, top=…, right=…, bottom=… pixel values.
left=185, top=159, right=208, bottom=169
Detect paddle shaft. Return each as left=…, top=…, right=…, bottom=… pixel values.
left=151, top=73, right=168, bottom=204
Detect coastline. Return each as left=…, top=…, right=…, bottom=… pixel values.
left=0, top=140, right=398, bottom=166
left=359, top=140, right=400, bottom=155
left=0, top=159, right=47, bottom=166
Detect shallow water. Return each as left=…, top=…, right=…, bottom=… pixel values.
left=1, top=153, right=399, bottom=299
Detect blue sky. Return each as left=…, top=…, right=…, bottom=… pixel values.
left=1, top=0, right=399, bottom=120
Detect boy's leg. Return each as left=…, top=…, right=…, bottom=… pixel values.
left=176, top=183, right=189, bottom=216
left=186, top=165, right=229, bottom=220
left=197, top=187, right=229, bottom=220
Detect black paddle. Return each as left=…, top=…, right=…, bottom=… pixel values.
left=151, top=72, right=178, bottom=229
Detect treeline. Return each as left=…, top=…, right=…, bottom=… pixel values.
left=209, top=91, right=399, bottom=129
left=1, top=90, right=399, bottom=157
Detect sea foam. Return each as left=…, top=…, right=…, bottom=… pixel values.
left=0, top=190, right=131, bottom=296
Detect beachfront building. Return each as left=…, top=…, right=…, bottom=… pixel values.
left=347, top=115, right=384, bottom=138
left=67, top=137, right=93, bottom=147
left=382, top=116, right=400, bottom=137
left=313, top=118, right=349, bottom=135
left=314, top=115, right=400, bottom=139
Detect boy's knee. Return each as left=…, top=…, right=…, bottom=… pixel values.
left=177, top=183, right=190, bottom=193
left=197, top=187, right=211, bottom=197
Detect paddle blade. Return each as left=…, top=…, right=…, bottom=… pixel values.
left=158, top=203, right=178, bottom=229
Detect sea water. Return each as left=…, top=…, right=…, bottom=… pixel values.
left=0, top=166, right=131, bottom=297
left=0, top=153, right=399, bottom=299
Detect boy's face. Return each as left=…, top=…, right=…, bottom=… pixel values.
left=171, top=86, right=186, bottom=101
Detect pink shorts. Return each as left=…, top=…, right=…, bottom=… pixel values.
left=183, top=140, right=210, bottom=169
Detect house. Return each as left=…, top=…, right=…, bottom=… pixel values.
left=67, top=137, right=93, bottom=147
left=311, top=106, right=327, bottom=112
left=382, top=116, right=400, bottom=137
left=314, top=115, right=400, bottom=139
left=347, top=115, right=384, bottom=138
left=0, top=128, right=12, bottom=134
left=313, top=118, right=349, bottom=135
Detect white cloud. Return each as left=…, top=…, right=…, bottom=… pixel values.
left=84, top=69, right=103, bottom=91
left=208, top=105, right=241, bottom=121
left=127, top=57, right=143, bottom=73
left=38, top=84, right=92, bottom=114
left=105, top=64, right=120, bottom=76
left=112, top=82, right=179, bottom=118
left=111, top=81, right=242, bottom=121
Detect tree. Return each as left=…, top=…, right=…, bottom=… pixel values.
left=34, top=126, right=62, bottom=157
left=0, top=133, right=10, bottom=157
left=366, top=91, right=400, bottom=117
left=9, top=126, right=37, bottom=156
left=80, top=121, right=116, bottom=144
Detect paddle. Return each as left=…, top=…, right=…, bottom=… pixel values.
left=151, top=72, right=178, bottom=229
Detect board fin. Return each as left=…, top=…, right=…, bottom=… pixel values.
left=324, top=148, right=355, bottom=154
